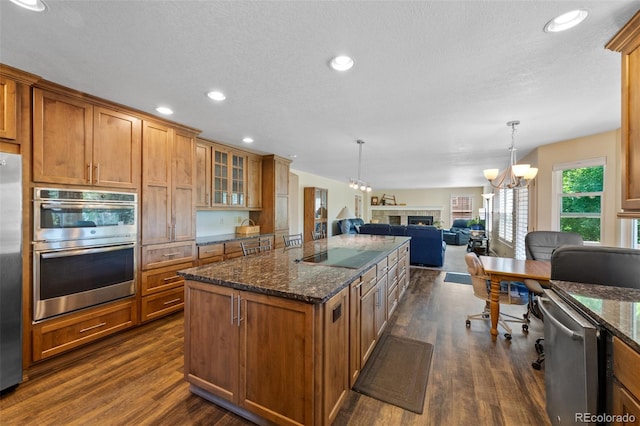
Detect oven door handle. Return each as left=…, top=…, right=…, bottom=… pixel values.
left=40, top=202, right=135, bottom=210
left=40, top=243, right=135, bottom=259
left=538, top=296, right=583, bottom=341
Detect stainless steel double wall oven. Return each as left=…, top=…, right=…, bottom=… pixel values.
left=33, top=188, right=137, bottom=321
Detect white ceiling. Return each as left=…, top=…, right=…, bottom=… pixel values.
left=1, top=0, right=639, bottom=189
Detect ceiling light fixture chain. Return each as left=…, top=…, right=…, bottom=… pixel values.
left=348, top=139, right=372, bottom=192
left=483, top=120, right=538, bottom=190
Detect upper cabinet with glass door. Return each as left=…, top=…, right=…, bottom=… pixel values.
left=196, top=139, right=248, bottom=209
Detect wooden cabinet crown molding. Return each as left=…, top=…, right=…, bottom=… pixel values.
left=0, top=63, right=40, bottom=86
left=34, top=79, right=201, bottom=135
left=606, top=11, right=640, bottom=52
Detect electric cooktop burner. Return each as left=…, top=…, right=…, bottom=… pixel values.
left=296, top=248, right=384, bottom=269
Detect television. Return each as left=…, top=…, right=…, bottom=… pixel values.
left=408, top=216, right=433, bottom=226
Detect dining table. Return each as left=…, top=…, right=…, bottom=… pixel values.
left=479, top=255, right=551, bottom=341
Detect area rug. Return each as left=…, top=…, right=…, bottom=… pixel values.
left=444, top=272, right=472, bottom=285
left=353, top=334, right=433, bottom=414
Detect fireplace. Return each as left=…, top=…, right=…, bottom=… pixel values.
left=408, top=215, right=433, bottom=226
left=388, top=215, right=401, bottom=225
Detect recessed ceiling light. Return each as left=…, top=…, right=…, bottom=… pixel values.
left=242, top=137, right=254, bottom=143
left=9, top=0, right=46, bottom=12
left=207, top=91, right=226, bottom=101
left=155, top=106, right=174, bottom=115
left=329, top=55, right=355, bottom=71
left=544, top=9, right=588, bottom=33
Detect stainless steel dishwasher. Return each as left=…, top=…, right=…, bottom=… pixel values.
left=539, top=290, right=601, bottom=425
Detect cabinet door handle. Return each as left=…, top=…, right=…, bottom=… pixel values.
left=162, top=275, right=181, bottom=282
left=163, top=298, right=181, bottom=305
left=87, top=163, right=93, bottom=183
left=237, top=295, right=243, bottom=326
left=80, top=322, right=106, bottom=333
left=162, top=252, right=182, bottom=257
left=230, top=294, right=235, bottom=325
left=94, top=163, right=100, bottom=183
left=355, top=280, right=364, bottom=289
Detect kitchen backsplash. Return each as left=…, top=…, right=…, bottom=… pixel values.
left=196, top=211, right=250, bottom=236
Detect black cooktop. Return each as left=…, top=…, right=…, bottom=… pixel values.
left=297, top=248, right=383, bottom=269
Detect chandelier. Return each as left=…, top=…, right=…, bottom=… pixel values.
left=348, top=139, right=372, bottom=192
left=483, top=120, right=538, bottom=189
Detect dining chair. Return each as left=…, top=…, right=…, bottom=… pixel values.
left=522, top=231, right=583, bottom=369
left=241, top=240, right=272, bottom=256
left=464, top=253, right=529, bottom=340
left=311, top=230, right=326, bottom=240
left=282, top=233, right=304, bottom=247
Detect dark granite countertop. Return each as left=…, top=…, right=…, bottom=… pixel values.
left=179, top=234, right=411, bottom=304
left=552, top=280, right=640, bottom=353
left=196, top=233, right=274, bottom=245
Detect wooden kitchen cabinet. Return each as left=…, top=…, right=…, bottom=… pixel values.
left=197, top=243, right=224, bottom=265
left=357, top=265, right=384, bottom=367
left=141, top=120, right=196, bottom=245
left=397, top=242, right=411, bottom=299
left=606, top=11, right=640, bottom=213
left=140, top=119, right=197, bottom=322
left=185, top=280, right=316, bottom=426
left=195, top=142, right=211, bottom=207
left=304, top=187, right=328, bottom=240
left=0, top=76, right=17, bottom=140
left=195, top=138, right=253, bottom=209
left=612, top=337, right=640, bottom=424
left=246, top=153, right=262, bottom=209
left=31, top=299, right=136, bottom=362
left=250, top=155, right=291, bottom=248
left=33, top=88, right=141, bottom=189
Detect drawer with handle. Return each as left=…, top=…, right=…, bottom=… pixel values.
left=142, top=241, right=195, bottom=269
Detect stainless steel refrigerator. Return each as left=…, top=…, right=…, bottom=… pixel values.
left=0, top=152, right=22, bottom=392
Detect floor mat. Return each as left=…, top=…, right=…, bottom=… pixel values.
left=353, top=334, right=433, bottom=414
left=444, top=272, right=472, bottom=285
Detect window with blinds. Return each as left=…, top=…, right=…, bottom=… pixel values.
left=450, top=195, right=473, bottom=223
left=515, top=188, right=529, bottom=259
left=497, top=187, right=529, bottom=257
left=498, top=188, right=513, bottom=243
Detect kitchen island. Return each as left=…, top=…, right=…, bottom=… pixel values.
left=551, top=281, right=640, bottom=422
left=178, top=234, right=411, bottom=426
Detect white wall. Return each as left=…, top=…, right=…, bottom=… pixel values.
left=368, top=187, right=484, bottom=229
left=526, top=129, right=623, bottom=247
left=196, top=210, right=249, bottom=237
left=291, top=169, right=367, bottom=236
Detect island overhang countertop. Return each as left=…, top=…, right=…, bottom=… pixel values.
left=178, top=234, right=411, bottom=304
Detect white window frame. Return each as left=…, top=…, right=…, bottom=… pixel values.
left=551, top=157, right=605, bottom=244
left=450, top=194, right=473, bottom=224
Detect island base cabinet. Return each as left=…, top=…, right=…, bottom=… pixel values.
left=185, top=280, right=317, bottom=426
left=612, top=337, right=640, bottom=424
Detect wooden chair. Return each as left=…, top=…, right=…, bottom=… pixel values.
left=464, top=253, right=528, bottom=340
left=311, top=230, right=326, bottom=240
left=241, top=240, right=272, bottom=256
left=282, top=233, right=304, bottom=247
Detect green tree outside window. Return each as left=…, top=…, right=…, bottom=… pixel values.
left=560, top=166, right=603, bottom=242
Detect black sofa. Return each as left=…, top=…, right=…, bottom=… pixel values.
left=358, top=224, right=446, bottom=267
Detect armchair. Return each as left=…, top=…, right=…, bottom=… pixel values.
left=443, top=219, right=471, bottom=246
left=337, top=218, right=365, bottom=234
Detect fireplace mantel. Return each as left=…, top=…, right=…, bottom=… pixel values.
left=370, top=206, right=444, bottom=226
left=371, top=205, right=443, bottom=211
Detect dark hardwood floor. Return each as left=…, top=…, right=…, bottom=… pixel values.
left=1, top=265, right=550, bottom=426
